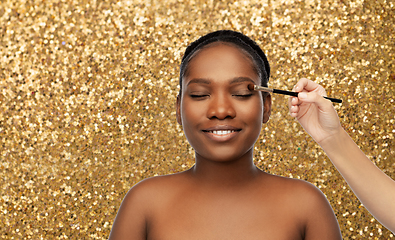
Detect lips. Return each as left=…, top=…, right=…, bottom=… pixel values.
left=206, top=130, right=238, bottom=135
left=202, top=126, right=241, bottom=141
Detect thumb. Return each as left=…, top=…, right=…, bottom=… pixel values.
left=298, top=92, right=333, bottom=110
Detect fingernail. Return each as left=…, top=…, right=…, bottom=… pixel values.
left=299, top=92, right=307, bottom=98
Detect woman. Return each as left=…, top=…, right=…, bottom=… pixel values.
left=109, top=30, right=342, bottom=239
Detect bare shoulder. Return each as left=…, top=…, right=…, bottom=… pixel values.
left=263, top=174, right=337, bottom=216
left=262, top=174, right=342, bottom=239
left=263, top=174, right=329, bottom=204
left=125, top=172, right=188, bottom=203
left=109, top=171, right=190, bottom=240
left=122, top=171, right=190, bottom=214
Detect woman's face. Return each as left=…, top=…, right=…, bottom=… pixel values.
left=177, top=43, right=271, bottom=162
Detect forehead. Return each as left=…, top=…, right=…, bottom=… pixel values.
left=184, top=43, right=259, bottom=83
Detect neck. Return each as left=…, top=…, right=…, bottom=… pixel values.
left=189, top=150, right=261, bottom=189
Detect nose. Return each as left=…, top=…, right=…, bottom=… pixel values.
left=206, top=93, right=236, bottom=120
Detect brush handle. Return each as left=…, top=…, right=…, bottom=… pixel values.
left=322, top=96, right=342, bottom=103
left=272, top=89, right=342, bottom=103
left=272, top=89, right=298, bottom=97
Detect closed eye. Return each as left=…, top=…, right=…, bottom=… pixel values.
left=190, top=94, right=210, bottom=99
left=233, top=94, right=253, bottom=98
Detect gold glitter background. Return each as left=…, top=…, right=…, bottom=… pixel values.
left=0, top=0, right=394, bottom=239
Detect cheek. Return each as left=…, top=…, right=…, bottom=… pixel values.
left=236, top=99, right=264, bottom=123
left=180, top=101, right=205, bottom=149
left=241, top=100, right=264, bottom=144
left=180, top=100, right=204, bottom=127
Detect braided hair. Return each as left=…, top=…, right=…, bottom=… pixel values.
left=179, top=30, right=270, bottom=95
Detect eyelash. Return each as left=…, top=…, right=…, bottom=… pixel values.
left=233, top=94, right=253, bottom=98
left=189, top=94, right=253, bottom=99
left=190, top=94, right=209, bottom=99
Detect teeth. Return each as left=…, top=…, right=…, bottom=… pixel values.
left=210, top=130, right=235, bottom=135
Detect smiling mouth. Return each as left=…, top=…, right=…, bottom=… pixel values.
left=205, top=130, right=239, bottom=135
left=202, top=128, right=241, bottom=141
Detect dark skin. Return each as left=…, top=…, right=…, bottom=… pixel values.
left=109, top=44, right=342, bottom=240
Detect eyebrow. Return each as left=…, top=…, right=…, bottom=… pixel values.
left=186, top=78, right=211, bottom=86
left=186, top=77, right=255, bottom=86
left=229, top=77, right=255, bottom=85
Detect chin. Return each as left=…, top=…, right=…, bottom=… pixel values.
left=196, top=147, right=253, bottom=163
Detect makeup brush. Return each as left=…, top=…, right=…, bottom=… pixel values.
left=248, top=84, right=342, bottom=103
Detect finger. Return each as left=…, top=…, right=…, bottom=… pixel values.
left=288, top=96, right=295, bottom=109
left=293, top=78, right=311, bottom=92
left=294, top=78, right=326, bottom=95
left=288, top=97, right=300, bottom=118
left=288, top=96, right=299, bottom=106
left=289, top=104, right=299, bottom=113
left=289, top=105, right=300, bottom=118
left=291, top=96, right=299, bottom=105
left=288, top=96, right=299, bottom=112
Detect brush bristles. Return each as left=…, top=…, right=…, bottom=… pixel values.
left=253, top=85, right=273, bottom=93
left=247, top=84, right=255, bottom=91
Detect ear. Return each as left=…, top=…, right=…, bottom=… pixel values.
left=176, top=94, right=182, bottom=125
left=262, top=92, right=272, bottom=123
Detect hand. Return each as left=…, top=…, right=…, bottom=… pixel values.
left=288, top=78, right=342, bottom=144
